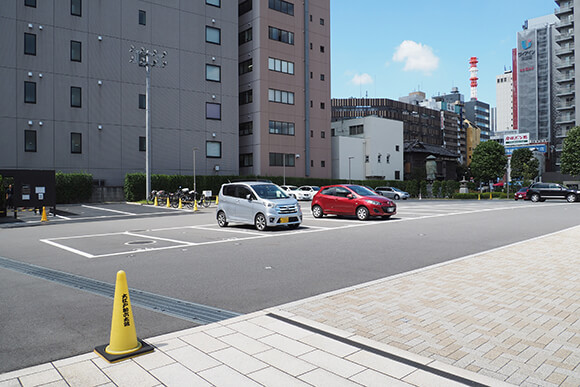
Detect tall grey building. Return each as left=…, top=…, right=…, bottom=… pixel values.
left=554, top=0, right=578, bottom=168
left=516, top=15, right=558, bottom=147
left=1, top=1, right=238, bottom=186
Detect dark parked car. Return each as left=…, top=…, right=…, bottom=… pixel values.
left=527, top=182, right=578, bottom=203
left=311, top=184, right=396, bottom=220
left=514, top=187, right=529, bottom=201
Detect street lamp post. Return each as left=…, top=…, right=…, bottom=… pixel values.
left=283, top=153, right=300, bottom=186
left=348, top=156, right=354, bottom=183
left=193, top=148, right=198, bottom=194
left=129, top=46, right=167, bottom=202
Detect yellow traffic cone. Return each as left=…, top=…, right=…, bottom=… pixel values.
left=94, top=270, right=154, bottom=363
left=154, top=197, right=158, bottom=206
left=41, top=207, right=48, bottom=222
left=194, top=199, right=198, bottom=211
left=178, top=198, right=182, bottom=209
left=166, top=197, right=170, bottom=208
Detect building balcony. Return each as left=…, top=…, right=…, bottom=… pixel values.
left=556, top=128, right=570, bottom=138
left=555, top=4, right=574, bottom=17
left=556, top=46, right=574, bottom=56
left=556, top=114, right=576, bottom=124
left=557, top=86, right=575, bottom=97
left=556, top=102, right=576, bottom=111
left=557, top=59, right=575, bottom=70
left=556, top=31, right=575, bottom=43
left=556, top=74, right=575, bottom=83
left=556, top=18, right=574, bottom=30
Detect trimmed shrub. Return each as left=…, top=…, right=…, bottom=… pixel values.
left=55, top=172, right=93, bottom=204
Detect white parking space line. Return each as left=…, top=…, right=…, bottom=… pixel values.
left=82, top=204, right=136, bottom=215
left=40, top=239, right=96, bottom=258
left=124, top=231, right=199, bottom=245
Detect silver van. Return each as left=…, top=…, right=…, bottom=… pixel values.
left=216, top=182, right=302, bottom=231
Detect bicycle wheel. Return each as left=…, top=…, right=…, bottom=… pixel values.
left=202, top=197, right=211, bottom=207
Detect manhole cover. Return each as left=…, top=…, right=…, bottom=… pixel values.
left=125, top=240, right=156, bottom=246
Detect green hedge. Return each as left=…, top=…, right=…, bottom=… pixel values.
left=56, top=172, right=93, bottom=204
left=452, top=192, right=507, bottom=200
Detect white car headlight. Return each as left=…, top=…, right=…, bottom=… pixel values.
left=365, top=200, right=381, bottom=206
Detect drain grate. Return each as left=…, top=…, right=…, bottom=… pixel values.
left=0, top=256, right=239, bottom=324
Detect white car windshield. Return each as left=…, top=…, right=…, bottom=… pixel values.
left=253, top=184, right=290, bottom=199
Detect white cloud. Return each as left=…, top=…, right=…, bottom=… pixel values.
left=392, top=40, right=439, bottom=74
left=350, top=73, right=374, bottom=85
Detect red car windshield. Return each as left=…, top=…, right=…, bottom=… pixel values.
left=348, top=185, right=379, bottom=197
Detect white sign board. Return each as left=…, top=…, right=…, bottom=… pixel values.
left=504, top=133, right=530, bottom=146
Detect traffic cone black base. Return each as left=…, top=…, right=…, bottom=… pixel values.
left=94, top=339, right=154, bottom=363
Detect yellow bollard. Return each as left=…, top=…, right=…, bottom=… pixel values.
left=166, top=197, right=170, bottom=208
left=178, top=198, right=182, bottom=209
left=94, top=271, right=154, bottom=363
left=194, top=199, right=198, bottom=212
left=215, top=195, right=218, bottom=205
left=478, top=194, right=481, bottom=200
left=489, top=192, right=492, bottom=200
left=41, top=207, right=48, bottom=222
left=154, top=197, right=158, bottom=206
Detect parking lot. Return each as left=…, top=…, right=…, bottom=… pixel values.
left=1, top=198, right=579, bottom=373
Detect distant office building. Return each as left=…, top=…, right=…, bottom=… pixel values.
left=1, top=1, right=239, bottom=186
left=330, top=116, right=403, bottom=181
left=398, top=91, right=426, bottom=105
left=517, top=14, right=559, bottom=146
left=238, top=0, right=331, bottom=179
left=464, top=99, right=491, bottom=134
left=496, top=71, right=514, bottom=131
left=554, top=0, right=579, bottom=168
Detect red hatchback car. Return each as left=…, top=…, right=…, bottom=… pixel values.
left=514, top=187, right=529, bottom=201
left=311, top=184, right=397, bottom=220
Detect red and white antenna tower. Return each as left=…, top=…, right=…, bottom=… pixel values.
left=469, top=57, right=478, bottom=100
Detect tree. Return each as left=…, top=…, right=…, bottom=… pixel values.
left=470, top=141, right=507, bottom=184
left=510, top=148, right=539, bottom=182
left=561, top=126, right=580, bottom=177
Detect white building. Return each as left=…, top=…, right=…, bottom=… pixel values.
left=330, top=116, right=404, bottom=181
left=496, top=71, right=514, bottom=132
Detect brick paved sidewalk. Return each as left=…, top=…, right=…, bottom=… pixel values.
left=280, top=226, right=580, bottom=386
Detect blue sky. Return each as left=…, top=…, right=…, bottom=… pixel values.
left=330, top=0, right=557, bottom=107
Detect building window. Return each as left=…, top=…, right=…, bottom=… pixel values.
left=310, top=130, right=313, bottom=137
left=25, top=0, right=36, bottom=7
left=395, top=145, right=400, bottom=151
left=239, top=59, right=253, bottom=75
left=268, top=26, right=294, bottom=45
left=395, top=171, right=401, bottom=180
left=331, top=128, right=335, bottom=136
left=206, top=141, right=221, bottom=158
left=206, top=64, right=221, bottom=82
left=71, top=0, right=81, bottom=16
left=310, top=42, right=312, bottom=50
left=139, top=94, right=146, bottom=109
left=25, top=130, right=37, bottom=152
left=71, top=132, right=82, bottom=154
left=349, top=125, right=363, bottom=135
left=310, top=72, right=313, bottom=79
left=268, top=88, right=294, bottom=104
left=70, top=40, right=82, bottom=62
left=269, top=153, right=295, bottom=167
left=206, top=0, right=220, bottom=7
left=365, top=155, right=369, bottom=163
left=139, top=136, right=146, bottom=151
left=269, top=120, right=295, bottom=135
left=268, top=57, right=294, bottom=75
left=24, top=33, right=36, bottom=55
left=138, top=10, right=146, bottom=25
left=239, top=121, right=253, bottom=136
left=206, top=26, right=221, bottom=44
left=239, top=28, right=252, bottom=45
left=206, top=102, right=221, bottom=120
left=320, top=74, right=325, bottom=81
left=310, top=160, right=314, bottom=167
left=238, top=0, right=252, bottom=16
left=239, top=153, right=253, bottom=167
left=321, top=160, right=325, bottom=168
left=321, top=131, right=325, bottom=138
left=378, top=154, right=381, bottom=163
left=239, top=90, right=253, bottom=105
left=320, top=102, right=325, bottom=109
left=71, top=87, right=82, bottom=108
left=320, top=45, right=325, bottom=53
left=320, top=18, right=324, bottom=25
left=24, top=81, right=36, bottom=104
left=268, top=0, right=294, bottom=16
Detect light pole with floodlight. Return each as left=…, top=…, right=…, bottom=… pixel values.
left=129, top=46, right=167, bottom=202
